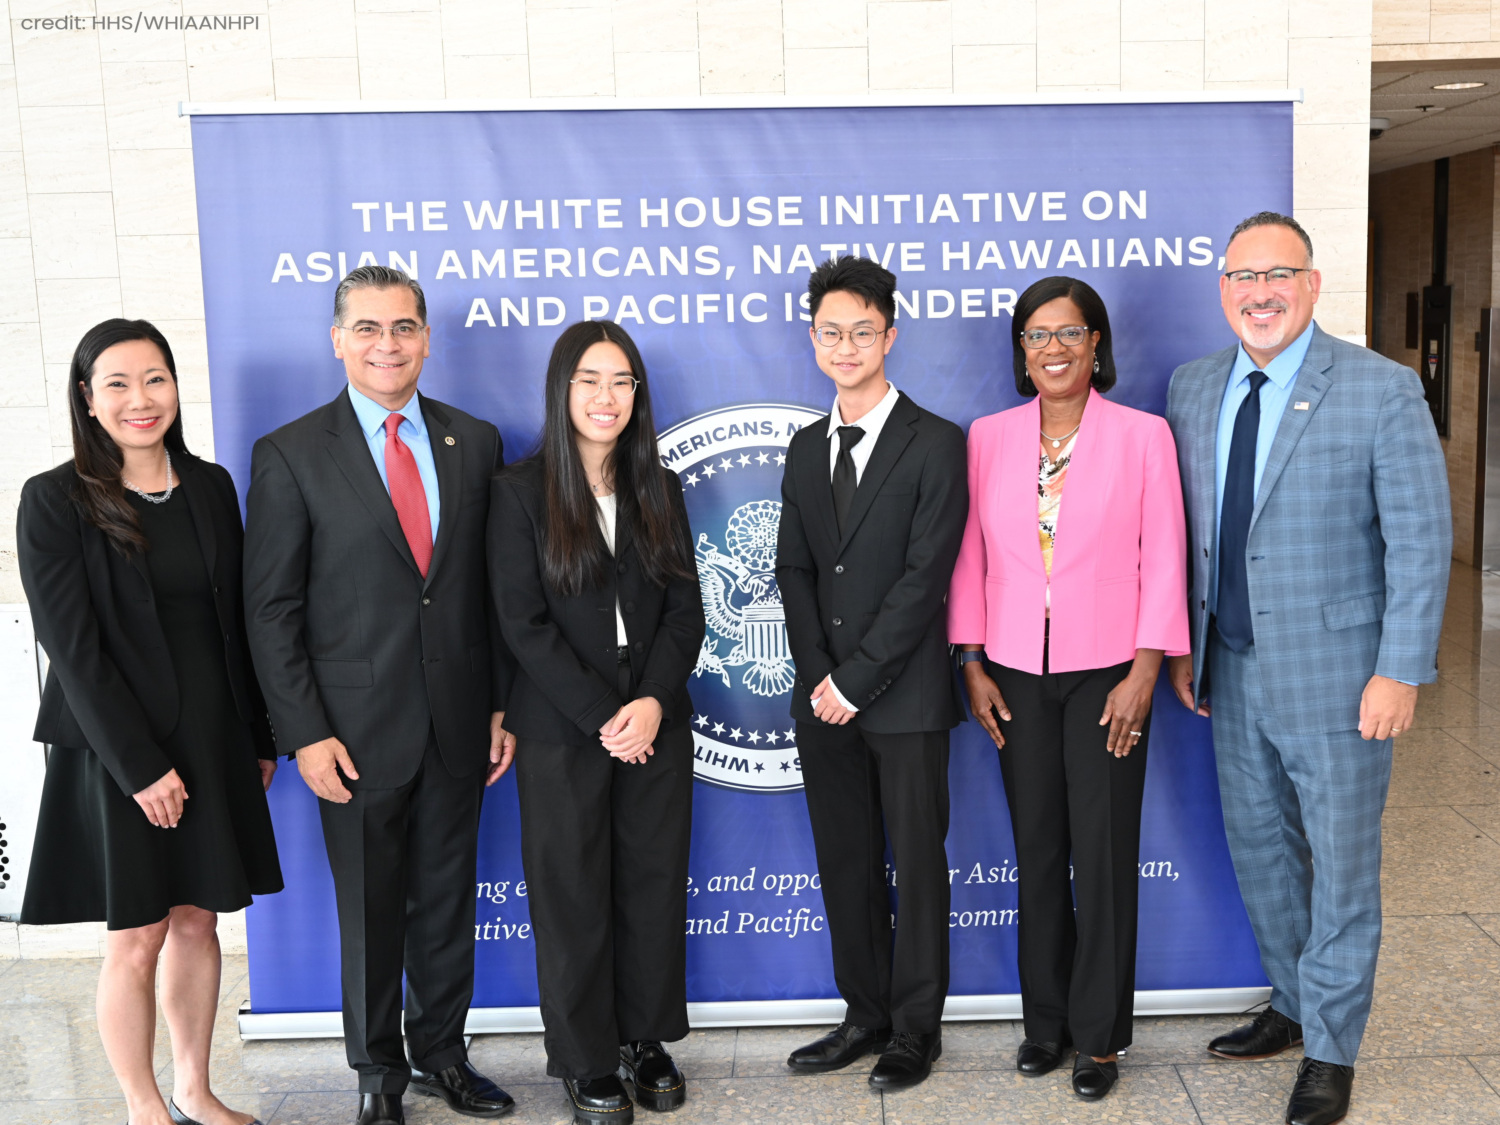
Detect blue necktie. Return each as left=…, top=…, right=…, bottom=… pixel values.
left=1216, top=371, right=1268, bottom=652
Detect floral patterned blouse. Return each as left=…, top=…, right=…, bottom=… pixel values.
left=1038, top=433, right=1078, bottom=598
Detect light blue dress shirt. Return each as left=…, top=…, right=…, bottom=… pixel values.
left=346, top=383, right=441, bottom=540
left=1209, top=319, right=1316, bottom=615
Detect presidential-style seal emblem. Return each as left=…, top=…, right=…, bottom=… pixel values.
left=657, top=403, right=825, bottom=792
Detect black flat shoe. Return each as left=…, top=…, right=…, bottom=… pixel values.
left=1285, top=1058, right=1353, bottom=1125
left=619, top=1040, right=685, bottom=1111
left=1072, top=1055, right=1119, bottom=1099
left=356, top=1094, right=405, bottom=1125
left=410, top=1060, right=515, bottom=1118
left=787, top=1021, right=892, bottom=1073
left=1016, top=1038, right=1071, bottom=1076
left=167, top=1104, right=263, bottom=1125
left=1208, top=1007, right=1304, bottom=1060
left=565, top=1074, right=634, bottom=1125
left=868, top=1030, right=941, bottom=1090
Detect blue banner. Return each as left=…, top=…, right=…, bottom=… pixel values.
left=189, top=101, right=1287, bottom=1015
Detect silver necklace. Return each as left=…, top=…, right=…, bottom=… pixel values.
left=1040, top=421, right=1081, bottom=450
left=124, top=450, right=175, bottom=504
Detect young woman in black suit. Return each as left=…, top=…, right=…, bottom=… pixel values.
left=17, top=320, right=282, bottom=1125
left=489, top=321, right=704, bottom=1125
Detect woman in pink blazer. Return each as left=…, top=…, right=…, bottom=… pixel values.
left=948, top=276, right=1189, bottom=1100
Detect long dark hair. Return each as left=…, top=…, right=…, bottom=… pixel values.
left=68, top=319, right=189, bottom=555
left=1011, top=276, right=1118, bottom=396
left=531, top=321, right=695, bottom=596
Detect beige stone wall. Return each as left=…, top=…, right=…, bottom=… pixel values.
left=1369, top=146, right=1492, bottom=566
left=0, top=0, right=1374, bottom=601
left=1374, top=0, right=1500, bottom=59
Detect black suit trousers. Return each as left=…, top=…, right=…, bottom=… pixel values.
left=797, top=722, right=950, bottom=1033
left=987, top=657, right=1147, bottom=1058
left=514, top=691, right=694, bottom=1080
left=318, top=734, right=484, bottom=1094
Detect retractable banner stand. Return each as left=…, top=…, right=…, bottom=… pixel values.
left=188, top=98, right=1291, bottom=1034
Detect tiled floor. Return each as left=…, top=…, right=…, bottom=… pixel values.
left=5, top=567, right=1500, bottom=1124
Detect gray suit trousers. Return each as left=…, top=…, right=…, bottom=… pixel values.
left=1210, top=633, right=1392, bottom=1066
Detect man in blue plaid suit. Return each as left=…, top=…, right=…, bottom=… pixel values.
left=1165, top=212, right=1450, bottom=1125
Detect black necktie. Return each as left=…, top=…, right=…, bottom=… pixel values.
left=832, top=425, right=866, bottom=536
left=1216, top=371, right=1268, bottom=652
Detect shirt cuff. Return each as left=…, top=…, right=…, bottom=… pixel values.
left=827, top=678, right=860, bottom=712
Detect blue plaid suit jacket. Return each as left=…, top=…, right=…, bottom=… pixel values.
left=1165, top=324, right=1451, bottom=733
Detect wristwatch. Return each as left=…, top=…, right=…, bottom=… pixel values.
left=956, top=651, right=984, bottom=667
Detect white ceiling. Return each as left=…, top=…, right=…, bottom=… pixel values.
left=1371, top=64, right=1500, bottom=173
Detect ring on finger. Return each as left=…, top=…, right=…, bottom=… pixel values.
left=1129, top=730, right=1142, bottom=738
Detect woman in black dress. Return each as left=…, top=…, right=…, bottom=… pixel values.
left=17, top=319, right=282, bottom=1125
left=489, top=322, right=704, bottom=1125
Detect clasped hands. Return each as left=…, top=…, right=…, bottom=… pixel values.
left=600, top=696, right=663, bottom=764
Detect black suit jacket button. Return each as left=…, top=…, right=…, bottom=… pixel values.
left=634, top=641, right=644, bottom=651
left=422, top=597, right=431, bottom=605
left=624, top=601, right=636, bottom=613
left=832, top=617, right=843, bottom=626
left=1200, top=600, right=1207, bottom=609
left=835, top=565, right=844, bottom=574
left=618, top=562, right=628, bottom=574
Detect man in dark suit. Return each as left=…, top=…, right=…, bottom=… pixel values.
left=776, top=256, right=968, bottom=1091
left=244, top=266, right=516, bottom=1125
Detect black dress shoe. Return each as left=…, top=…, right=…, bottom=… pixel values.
left=565, top=1074, right=634, bottom=1124
left=167, top=1102, right=264, bottom=1125
left=619, top=1041, right=686, bottom=1111
left=868, top=1030, right=942, bottom=1090
left=356, top=1094, right=405, bottom=1125
left=1016, top=1038, right=1072, bottom=1075
left=1285, top=1058, right=1353, bottom=1125
left=409, top=1060, right=515, bottom=1118
left=1208, top=1007, right=1304, bottom=1060
left=786, top=1022, right=892, bottom=1073
left=1072, top=1055, right=1119, bottom=1099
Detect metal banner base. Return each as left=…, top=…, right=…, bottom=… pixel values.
left=237, top=987, right=1271, bottom=1040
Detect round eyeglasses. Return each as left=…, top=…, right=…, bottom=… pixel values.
left=814, top=327, right=887, bottom=348
left=1020, top=326, right=1090, bottom=350
left=336, top=322, right=426, bottom=341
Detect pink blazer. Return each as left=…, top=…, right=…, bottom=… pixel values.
left=947, top=390, right=1189, bottom=675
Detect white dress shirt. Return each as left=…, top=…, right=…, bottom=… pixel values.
left=594, top=494, right=629, bottom=645
left=818, top=380, right=901, bottom=713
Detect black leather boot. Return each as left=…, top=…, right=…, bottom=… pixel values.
left=565, top=1074, right=634, bottom=1124
left=619, top=1040, right=686, bottom=1111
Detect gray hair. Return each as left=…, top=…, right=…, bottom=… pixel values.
left=1227, top=211, right=1314, bottom=266
left=333, top=265, right=427, bottom=326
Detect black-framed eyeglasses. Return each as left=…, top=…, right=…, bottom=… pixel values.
left=1223, top=267, right=1308, bottom=287
left=1020, top=326, right=1090, bottom=350
left=814, top=326, right=887, bottom=348
left=336, top=321, right=426, bottom=340
left=570, top=375, right=639, bottom=397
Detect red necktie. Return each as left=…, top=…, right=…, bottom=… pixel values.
left=384, top=413, right=433, bottom=578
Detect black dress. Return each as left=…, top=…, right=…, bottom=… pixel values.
left=22, top=487, right=282, bottom=930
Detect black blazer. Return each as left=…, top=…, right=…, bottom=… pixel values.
left=18, top=456, right=274, bottom=797
left=243, top=388, right=514, bottom=788
left=488, top=458, right=705, bottom=745
left=776, top=390, right=969, bottom=733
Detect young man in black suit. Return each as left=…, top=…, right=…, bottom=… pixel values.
left=244, top=267, right=517, bottom=1125
left=776, top=256, right=969, bottom=1090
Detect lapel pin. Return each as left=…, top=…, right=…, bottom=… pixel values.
left=445, top=435, right=456, bottom=445
left=1294, top=401, right=1309, bottom=410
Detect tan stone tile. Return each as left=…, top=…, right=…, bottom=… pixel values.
left=443, top=55, right=532, bottom=100
left=1456, top=804, right=1500, bottom=845
left=732, top=1024, right=840, bottom=1078
left=45, top=361, right=74, bottom=447
left=1294, top=123, right=1371, bottom=211
left=12, top=19, right=105, bottom=107
left=1125, top=1013, right=1297, bottom=1067
left=952, top=0, right=1035, bottom=45
left=0, top=238, right=40, bottom=323
left=869, top=1, right=953, bottom=91
left=1374, top=0, right=1430, bottom=46
left=1418, top=679, right=1500, bottom=729
left=784, top=0, right=869, bottom=50
left=268, top=0, right=360, bottom=59
left=354, top=11, right=445, bottom=98
left=1122, top=0, right=1203, bottom=40
left=0, top=924, right=20, bottom=960
left=1290, top=37, right=1373, bottom=126
left=953, top=43, right=1036, bottom=92
left=1121, top=40, right=1205, bottom=90
left=1204, top=0, right=1289, bottom=84
left=1294, top=0, right=1374, bottom=39
left=526, top=7, right=613, bottom=97
left=1472, top=914, right=1500, bottom=944
left=438, top=0, right=528, bottom=55
left=271, top=57, right=363, bottom=100
left=4, top=1100, right=139, bottom=1125
left=1362, top=915, right=1500, bottom=1058
left=0, top=151, right=30, bottom=237
left=613, top=0, right=699, bottom=54
left=1387, top=730, right=1499, bottom=806
left=1037, top=0, right=1120, bottom=86
left=614, top=51, right=702, bottom=98
left=1181, top=1055, right=1500, bottom=1124
left=179, top=400, right=215, bottom=460
left=109, top=148, right=199, bottom=237
left=0, top=66, right=23, bottom=152
left=785, top=47, right=869, bottom=95
left=699, top=0, right=786, bottom=94
left=35, top=278, right=124, bottom=364
left=1382, top=805, right=1500, bottom=916
left=1446, top=726, right=1500, bottom=769
left=0, top=323, right=47, bottom=408
left=95, top=0, right=189, bottom=63
left=185, top=24, right=276, bottom=101
left=20, top=106, right=112, bottom=192
left=102, top=60, right=193, bottom=150
left=882, top=1063, right=1200, bottom=1124
left=118, top=234, right=204, bottom=322
left=28, top=194, right=118, bottom=281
